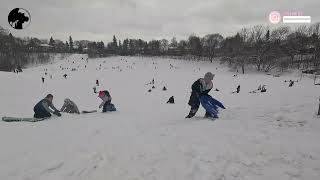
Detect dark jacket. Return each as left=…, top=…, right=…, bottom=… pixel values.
left=188, top=78, right=213, bottom=107
left=34, top=98, right=58, bottom=114
left=191, top=78, right=213, bottom=95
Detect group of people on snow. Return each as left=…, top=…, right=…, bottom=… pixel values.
left=34, top=71, right=224, bottom=120
left=33, top=90, right=116, bottom=118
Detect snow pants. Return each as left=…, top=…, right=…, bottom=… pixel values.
left=34, top=107, right=51, bottom=118
left=187, top=91, right=211, bottom=118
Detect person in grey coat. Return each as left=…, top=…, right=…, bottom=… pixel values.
left=60, top=98, right=80, bottom=114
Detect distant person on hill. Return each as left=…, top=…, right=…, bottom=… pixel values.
left=60, top=98, right=80, bottom=114
left=33, top=94, right=61, bottom=118
left=289, top=80, right=294, bottom=87
left=231, top=85, right=240, bottom=94
left=261, top=85, right=267, bottom=92
left=98, top=90, right=116, bottom=112
left=63, top=74, right=67, bottom=79
left=186, top=72, right=214, bottom=118
left=167, top=96, right=175, bottom=104
left=42, top=77, right=45, bottom=83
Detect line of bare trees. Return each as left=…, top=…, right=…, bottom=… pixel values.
left=219, top=24, right=320, bottom=73
left=105, top=23, right=320, bottom=73
left=1, top=23, right=320, bottom=73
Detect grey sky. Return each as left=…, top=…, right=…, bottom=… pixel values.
left=1, top=0, right=319, bottom=43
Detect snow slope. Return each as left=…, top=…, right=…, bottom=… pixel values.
left=0, top=54, right=320, bottom=180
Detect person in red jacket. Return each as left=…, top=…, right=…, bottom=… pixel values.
left=98, top=90, right=116, bottom=112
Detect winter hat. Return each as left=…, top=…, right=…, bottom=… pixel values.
left=204, top=72, right=214, bottom=81
left=98, top=91, right=105, bottom=98
left=64, top=98, right=71, bottom=103
left=46, top=94, right=53, bottom=98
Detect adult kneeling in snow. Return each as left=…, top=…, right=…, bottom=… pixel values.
left=60, top=98, right=80, bottom=114
left=34, top=94, right=61, bottom=118
left=98, top=91, right=116, bottom=112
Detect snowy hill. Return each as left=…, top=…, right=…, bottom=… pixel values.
left=1, top=54, right=320, bottom=180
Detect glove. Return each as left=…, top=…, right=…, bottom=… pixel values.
left=54, top=111, right=62, bottom=117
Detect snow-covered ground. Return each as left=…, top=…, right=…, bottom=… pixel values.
left=1, top=54, right=320, bottom=180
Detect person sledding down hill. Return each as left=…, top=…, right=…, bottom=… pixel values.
left=98, top=90, right=116, bottom=112
left=186, top=72, right=216, bottom=118
left=60, top=98, right=80, bottom=114
left=33, top=94, right=61, bottom=118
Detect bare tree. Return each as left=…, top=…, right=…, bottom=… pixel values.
left=160, top=39, right=169, bottom=53
left=202, top=34, right=223, bottom=62
left=169, top=37, right=178, bottom=48
left=270, top=26, right=290, bottom=42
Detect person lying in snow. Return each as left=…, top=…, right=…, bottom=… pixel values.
left=60, top=98, right=80, bottom=114
left=98, top=90, right=116, bottom=112
left=186, top=72, right=214, bottom=118
left=33, top=94, right=61, bottom=118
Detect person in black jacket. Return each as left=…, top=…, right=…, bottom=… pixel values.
left=186, top=72, right=214, bottom=118
left=33, top=94, right=61, bottom=118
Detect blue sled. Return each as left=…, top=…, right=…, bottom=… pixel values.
left=199, top=95, right=225, bottom=118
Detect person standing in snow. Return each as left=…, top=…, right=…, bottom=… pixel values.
left=186, top=72, right=214, bottom=118
left=42, top=77, right=45, bottom=83
left=60, top=98, right=80, bottom=114
left=236, top=85, right=240, bottom=93
left=98, top=90, right=116, bottom=112
left=33, top=94, right=61, bottom=118
left=289, top=80, right=294, bottom=87
left=318, top=97, right=320, bottom=116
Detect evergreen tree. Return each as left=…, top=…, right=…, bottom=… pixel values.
left=113, top=35, right=118, bottom=48
left=69, top=36, right=73, bottom=52
left=118, top=40, right=122, bottom=54
left=265, top=30, right=270, bottom=41
left=49, top=36, right=55, bottom=46
left=65, top=41, right=69, bottom=52
left=122, top=39, right=129, bottom=55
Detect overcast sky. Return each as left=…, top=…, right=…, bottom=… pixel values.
left=1, top=0, right=319, bottom=43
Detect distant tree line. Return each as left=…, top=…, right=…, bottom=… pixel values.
left=1, top=23, right=320, bottom=73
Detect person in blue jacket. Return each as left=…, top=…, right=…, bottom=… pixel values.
left=186, top=72, right=214, bottom=118
left=33, top=94, right=61, bottom=118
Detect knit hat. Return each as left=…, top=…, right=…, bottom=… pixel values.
left=98, top=91, right=105, bottom=98
left=204, top=72, right=214, bottom=81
